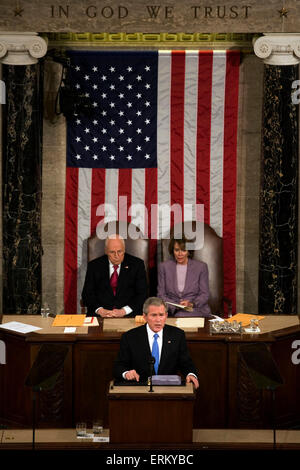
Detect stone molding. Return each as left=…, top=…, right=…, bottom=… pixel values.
left=0, top=32, right=47, bottom=65
left=253, top=33, right=300, bottom=66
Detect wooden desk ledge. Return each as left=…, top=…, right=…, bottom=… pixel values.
left=2, top=428, right=300, bottom=449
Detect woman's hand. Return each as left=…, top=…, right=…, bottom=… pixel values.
left=180, top=300, right=193, bottom=308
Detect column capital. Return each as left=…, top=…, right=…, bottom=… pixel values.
left=0, top=32, right=47, bottom=65
left=253, top=33, right=300, bottom=66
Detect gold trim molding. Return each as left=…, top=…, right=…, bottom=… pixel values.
left=44, top=32, right=254, bottom=50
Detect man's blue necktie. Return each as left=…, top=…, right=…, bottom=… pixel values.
left=152, top=333, right=159, bottom=375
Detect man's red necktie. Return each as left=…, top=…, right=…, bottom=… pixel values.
left=110, top=265, right=118, bottom=295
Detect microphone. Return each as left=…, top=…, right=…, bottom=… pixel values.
left=149, top=356, right=155, bottom=366
left=148, top=356, right=155, bottom=393
left=148, top=356, right=155, bottom=376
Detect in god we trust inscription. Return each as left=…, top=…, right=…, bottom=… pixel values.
left=48, top=3, right=253, bottom=20
left=2, top=1, right=299, bottom=33
left=0, top=1, right=281, bottom=33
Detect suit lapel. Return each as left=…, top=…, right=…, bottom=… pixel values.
left=159, top=326, right=172, bottom=373
left=116, top=254, right=130, bottom=294
left=170, top=260, right=180, bottom=297
left=102, top=257, right=113, bottom=294
left=182, top=258, right=192, bottom=295
left=139, top=325, right=152, bottom=368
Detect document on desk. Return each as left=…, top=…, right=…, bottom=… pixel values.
left=52, top=314, right=86, bottom=327
left=0, top=321, right=42, bottom=334
left=175, top=318, right=205, bottom=329
left=227, top=313, right=265, bottom=327
left=64, top=327, right=77, bottom=333
left=84, top=317, right=99, bottom=326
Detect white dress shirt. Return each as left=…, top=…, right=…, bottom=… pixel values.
left=146, top=323, right=163, bottom=361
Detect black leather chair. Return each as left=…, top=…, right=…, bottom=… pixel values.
left=88, top=220, right=149, bottom=277
left=160, top=221, right=232, bottom=317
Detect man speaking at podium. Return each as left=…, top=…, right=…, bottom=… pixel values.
left=113, top=297, right=199, bottom=389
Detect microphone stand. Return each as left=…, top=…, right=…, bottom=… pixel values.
left=148, top=356, right=155, bottom=393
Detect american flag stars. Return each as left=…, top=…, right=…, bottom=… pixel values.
left=67, top=51, right=157, bottom=169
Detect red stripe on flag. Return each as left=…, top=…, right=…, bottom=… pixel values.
left=170, top=51, right=185, bottom=226
left=64, top=167, right=79, bottom=314
left=196, top=51, right=213, bottom=225
left=90, top=169, right=106, bottom=236
left=118, top=169, right=132, bottom=222
left=145, top=167, right=157, bottom=268
left=223, top=50, right=240, bottom=315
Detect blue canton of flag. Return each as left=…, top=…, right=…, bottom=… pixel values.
left=66, top=51, right=158, bottom=169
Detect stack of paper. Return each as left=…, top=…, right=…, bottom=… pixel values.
left=0, top=322, right=42, bottom=334
left=226, top=313, right=264, bottom=327
left=175, top=318, right=205, bottom=329
left=52, top=315, right=86, bottom=327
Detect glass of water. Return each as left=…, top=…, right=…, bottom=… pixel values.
left=76, top=422, right=87, bottom=437
left=93, top=420, right=103, bottom=435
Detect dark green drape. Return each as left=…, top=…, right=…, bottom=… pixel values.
left=2, top=63, right=43, bottom=314
left=259, top=64, right=298, bottom=314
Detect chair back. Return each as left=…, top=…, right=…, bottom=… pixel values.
left=161, top=221, right=224, bottom=315
left=88, top=221, right=149, bottom=276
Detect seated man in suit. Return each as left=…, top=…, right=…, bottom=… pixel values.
left=82, top=234, right=148, bottom=318
left=113, top=297, right=199, bottom=389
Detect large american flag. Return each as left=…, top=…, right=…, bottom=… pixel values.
left=64, top=50, right=240, bottom=314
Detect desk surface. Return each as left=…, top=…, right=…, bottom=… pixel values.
left=1, top=314, right=300, bottom=340
left=109, top=381, right=194, bottom=396
left=1, top=428, right=300, bottom=449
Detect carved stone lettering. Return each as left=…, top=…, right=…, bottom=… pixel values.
left=0, top=1, right=298, bottom=33
left=85, top=5, right=129, bottom=19
left=191, top=4, right=252, bottom=19
left=51, top=5, right=70, bottom=18
left=146, top=5, right=161, bottom=19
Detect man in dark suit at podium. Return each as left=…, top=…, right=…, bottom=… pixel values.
left=82, top=234, right=147, bottom=318
left=114, top=297, right=199, bottom=388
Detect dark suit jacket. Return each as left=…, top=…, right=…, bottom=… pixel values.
left=82, top=253, right=148, bottom=316
left=113, top=323, right=197, bottom=381
left=157, top=258, right=211, bottom=316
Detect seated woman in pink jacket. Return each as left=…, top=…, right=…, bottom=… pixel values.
left=157, top=235, right=211, bottom=317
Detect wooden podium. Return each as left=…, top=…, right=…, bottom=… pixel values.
left=108, top=381, right=195, bottom=444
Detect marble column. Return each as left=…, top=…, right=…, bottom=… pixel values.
left=1, top=33, right=47, bottom=314
left=254, top=34, right=300, bottom=314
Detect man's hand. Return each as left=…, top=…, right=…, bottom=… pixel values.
left=186, top=374, right=199, bottom=389
left=125, top=370, right=140, bottom=382
left=111, top=308, right=126, bottom=318
left=96, top=308, right=114, bottom=318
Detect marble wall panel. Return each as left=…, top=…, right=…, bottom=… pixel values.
left=259, top=64, right=298, bottom=314
left=236, top=54, right=263, bottom=314
left=2, top=64, right=43, bottom=314
left=42, top=59, right=66, bottom=314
